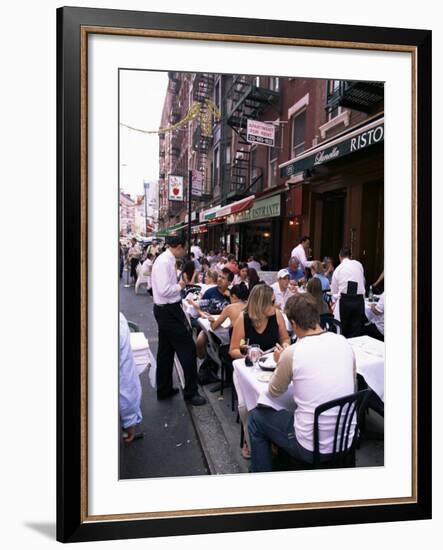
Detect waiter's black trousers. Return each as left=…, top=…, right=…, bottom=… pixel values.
left=130, top=258, right=139, bottom=281
left=339, top=294, right=365, bottom=338
left=153, top=302, right=198, bottom=399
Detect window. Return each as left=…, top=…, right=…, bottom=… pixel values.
left=214, top=80, right=221, bottom=109
left=292, top=110, right=306, bottom=157
left=269, top=76, right=280, bottom=92
left=328, top=80, right=343, bottom=120
left=225, top=144, right=231, bottom=165
left=250, top=147, right=259, bottom=181
left=213, top=147, right=220, bottom=188
left=268, top=124, right=281, bottom=188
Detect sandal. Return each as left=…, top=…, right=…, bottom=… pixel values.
left=241, top=443, right=251, bottom=460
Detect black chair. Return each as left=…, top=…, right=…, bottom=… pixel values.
left=312, top=389, right=371, bottom=467
left=127, top=320, right=141, bottom=333
left=276, top=389, right=371, bottom=470
left=320, top=313, right=342, bottom=334
left=322, top=290, right=333, bottom=306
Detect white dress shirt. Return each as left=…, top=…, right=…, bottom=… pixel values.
left=330, top=258, right=366, bottom=320
left=151, top=248, right=182, bottom=304
left=290, top=243, right=313, bottom=269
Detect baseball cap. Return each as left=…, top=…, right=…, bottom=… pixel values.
left=277, top=269, right=290, bottom=279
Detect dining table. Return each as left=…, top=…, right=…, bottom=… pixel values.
left=197, top=315, right=231, bottom=345
left=233, top=334, right=384, bottom=415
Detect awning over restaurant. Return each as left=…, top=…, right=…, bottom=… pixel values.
left=191, top=223, right=208, bottom=234
left=280, top=116, right=384, bottom=178
left=157, top=222, right=186, bottom=236
left=201, top=196, right=255, bottom=222
left=226, top=194, right=281, bottom=225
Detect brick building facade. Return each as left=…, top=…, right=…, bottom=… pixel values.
left=158, top=72, right=384, bottom=284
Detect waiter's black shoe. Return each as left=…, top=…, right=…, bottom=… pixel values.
left=157, top=388, right=180, bottom=400
left=185, top=393, right=207, bottom=406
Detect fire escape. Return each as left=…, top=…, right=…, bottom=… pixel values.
left=192, top=73, right=215, bottom=197
left=326, top=80, right=384, bottom=115
left=226, top=76, right=280, bottom=201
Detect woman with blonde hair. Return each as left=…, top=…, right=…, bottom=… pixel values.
left=230, top=284, right=290, bottom=460
left=310, top=260, right=330, bottom=291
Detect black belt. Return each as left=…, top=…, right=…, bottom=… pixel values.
left=154, top=301, right=182, bottom=308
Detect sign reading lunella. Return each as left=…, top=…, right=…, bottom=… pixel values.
left=168, top=175, right=183, bottom=201
left=246, top=119, right=275, bottom=147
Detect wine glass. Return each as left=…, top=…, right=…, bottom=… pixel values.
left=248, top=344, right=262, bottom=367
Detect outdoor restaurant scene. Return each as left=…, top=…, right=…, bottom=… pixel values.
left=119, top=70, right=385, bottom=478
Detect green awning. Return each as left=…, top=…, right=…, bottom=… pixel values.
left=280, top=116, right=384, bottom=178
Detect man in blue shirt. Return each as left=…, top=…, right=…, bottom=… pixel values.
left=200, top=267, right=233, bottom=314
left=287, top=257, right=305, bottom=282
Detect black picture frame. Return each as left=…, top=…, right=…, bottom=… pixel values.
left=57, top=6, right=432, bottom=543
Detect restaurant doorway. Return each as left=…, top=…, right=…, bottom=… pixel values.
left=320, top=189, right=346, bottom=267
left=360, top=180, right=384, bottom=287
left=240, top=218, right=281, bottom=269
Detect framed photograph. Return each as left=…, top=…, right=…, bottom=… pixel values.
left=57, top=6, right=431, bottom=543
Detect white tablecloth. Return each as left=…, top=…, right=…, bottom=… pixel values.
left=233, top=334, right=384, bottom=413
left=197, top=316, right=231, bottom=345
left=348, top=336, right=385, bottom=402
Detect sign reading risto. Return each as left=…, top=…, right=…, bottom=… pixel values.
left=227, top=195, right=280, bottom=225
left=281, top=120, right=384, bottom=178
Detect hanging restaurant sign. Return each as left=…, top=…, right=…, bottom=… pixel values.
left=280, top=117, right=384, bottom=178
left=168, top=175, right=183, bottom=201
left=246, top=119, right=275, bottom=147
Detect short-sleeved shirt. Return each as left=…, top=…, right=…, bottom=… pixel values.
left=314, top=273, right=331, bottom=291
left=287, top=267, right=305, bottom=281
left=201, top=286, right=230, bottom=314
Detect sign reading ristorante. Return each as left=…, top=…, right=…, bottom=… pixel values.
left=227, top=195, right=280, bottom=225
left=280, top=119, right=384, bottom=178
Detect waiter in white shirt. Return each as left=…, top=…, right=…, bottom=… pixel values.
left=151, top=235, right=207, bottom=406
left=190, top=241, right=203, bottom=260
left=290, top=236, right=313, bottom=270
left=330, top=246, right=366, bottom=338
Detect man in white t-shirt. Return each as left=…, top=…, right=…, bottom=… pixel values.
left=290, top=236, right=313, bottom=270
left=271, top=269, right=292, bottom=310
left=248, top=293, right=356, bottom=472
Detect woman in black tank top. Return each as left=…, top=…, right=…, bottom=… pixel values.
left=243, top=312, right=279, bottom=351
left=230, top=284, right=291, bottom=359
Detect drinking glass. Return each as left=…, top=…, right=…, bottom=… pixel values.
left=248, top=344, right=262, bottom=367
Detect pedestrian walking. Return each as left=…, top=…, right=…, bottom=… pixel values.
left=151, top=235, right=207, bottom=406
left=127, top=237, right=142, bottom=284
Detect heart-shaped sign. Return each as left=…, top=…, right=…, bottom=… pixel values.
left=172, top=187, right=180, bottom=196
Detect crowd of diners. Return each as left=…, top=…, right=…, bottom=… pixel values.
left=120, top=234, right=385, bottom=470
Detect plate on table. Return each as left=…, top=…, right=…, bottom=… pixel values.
left=256, top=372, right=273, bottom=383
left=258, top=354, right=277, bottom=371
